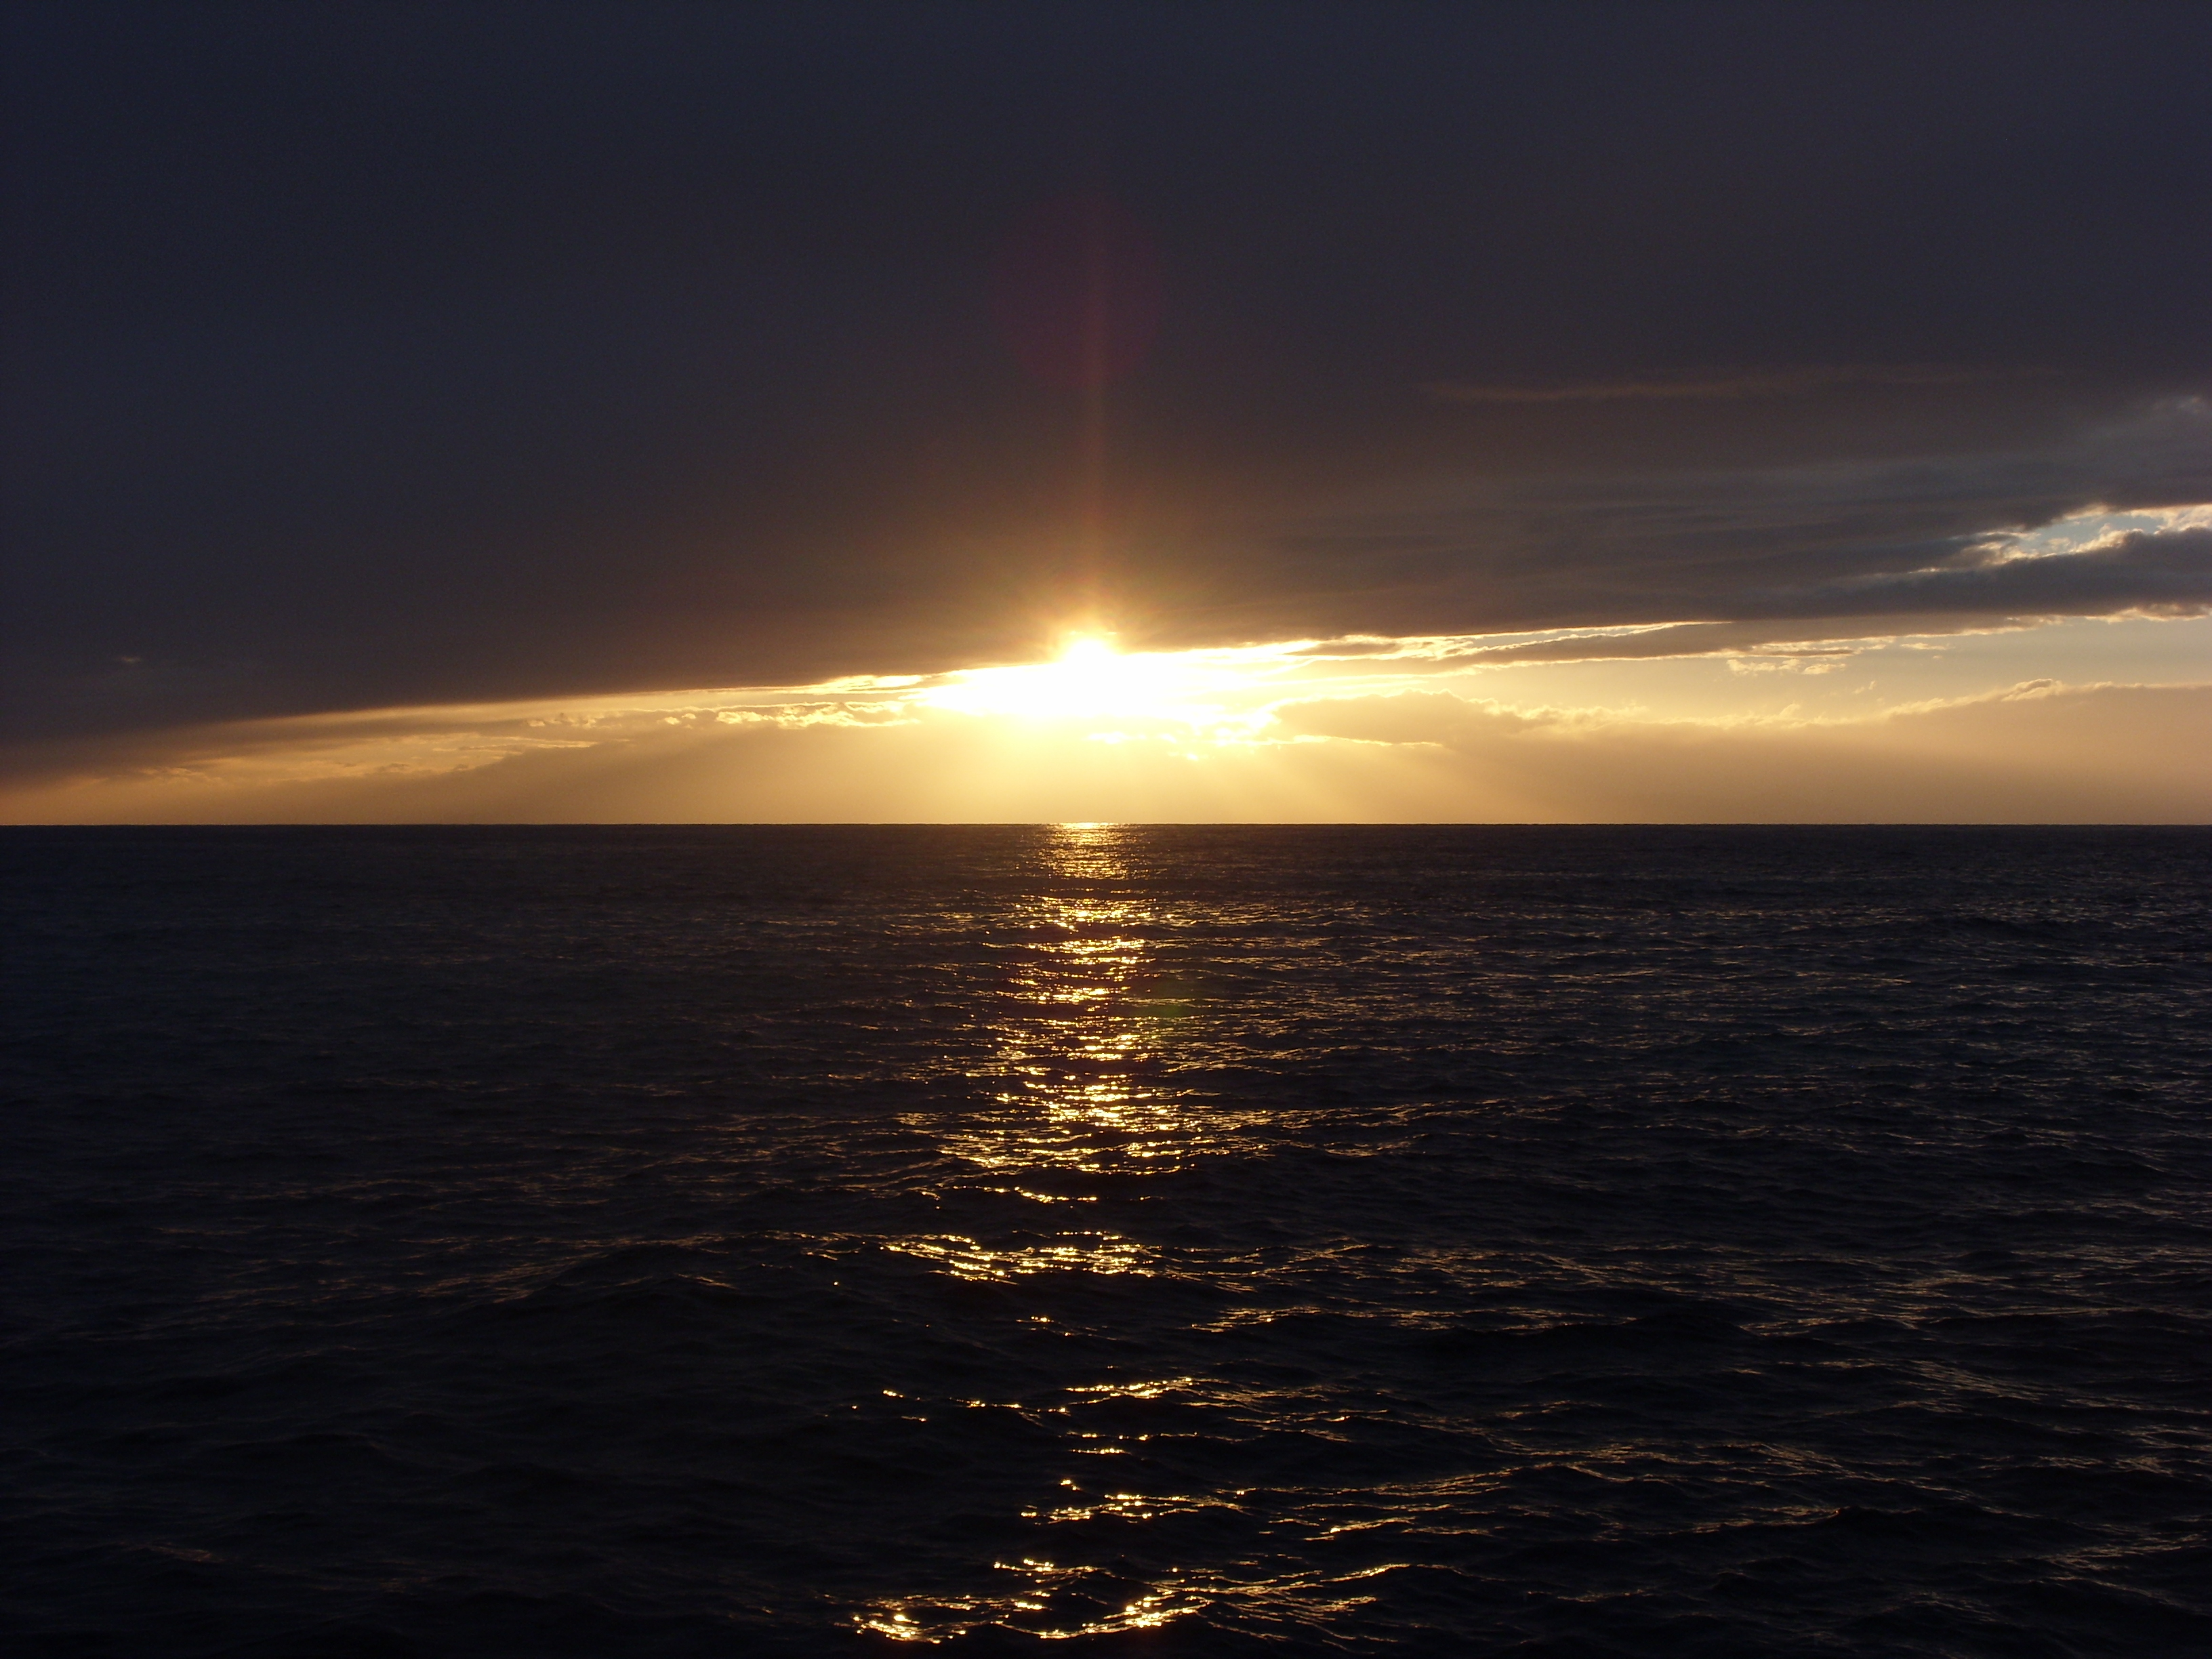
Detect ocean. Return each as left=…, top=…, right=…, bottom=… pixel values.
left=3, top=825, right=2208, bottom=1656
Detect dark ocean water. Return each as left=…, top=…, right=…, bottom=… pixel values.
left=3, top=825, right=2209, bottom=1658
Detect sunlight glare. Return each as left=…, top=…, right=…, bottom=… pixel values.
left=924, top=634, right=1229, bottom=724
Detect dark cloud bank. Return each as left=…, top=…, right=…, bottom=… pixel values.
left=1244, top=404, right=2212, bottom=653
left=5, top=1, right=2210, bottom=767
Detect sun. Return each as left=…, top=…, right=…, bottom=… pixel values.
left=924, top=634, right=1211, bottom=722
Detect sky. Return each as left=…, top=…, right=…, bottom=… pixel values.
left=4, top=0, right=2209, bottom=822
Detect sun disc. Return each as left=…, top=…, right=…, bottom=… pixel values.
left=1059, top=636, right=1118, bottom=665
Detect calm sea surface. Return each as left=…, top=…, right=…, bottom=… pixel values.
left=3, top=825, right=2209, bottom=1657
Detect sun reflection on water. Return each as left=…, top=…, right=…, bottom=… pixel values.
left=851, top=1557, right=1404, bottom=1645
left=918, top=822, right=1242, bottom=1183
left=861, top=825, right=1244, bottom=1643
left=882, top=1232, right=1153, bottom=1280
left=853, top=1569, right=1201, bottom=1643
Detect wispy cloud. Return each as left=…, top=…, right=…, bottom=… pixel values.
left=1748, top=525, right=2212, bottom=620
left=1427, top=365, right=2034, bottom=404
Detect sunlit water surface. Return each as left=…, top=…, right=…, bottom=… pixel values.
left=4, top=826, right=2209, bottom=1656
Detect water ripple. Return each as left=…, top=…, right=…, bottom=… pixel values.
left=3, top=825, right=2207, bottom=1656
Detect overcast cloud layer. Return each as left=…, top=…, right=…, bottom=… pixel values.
left=5, top=2, right=2211, bottom=790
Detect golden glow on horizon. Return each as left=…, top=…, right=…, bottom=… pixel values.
left=6, top=555, right=2209, bottom=824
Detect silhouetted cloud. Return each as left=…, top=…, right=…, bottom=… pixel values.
left=1219, top=405, right=2212, bottom=649
left=1750, top=525, right=2212, bottom=619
